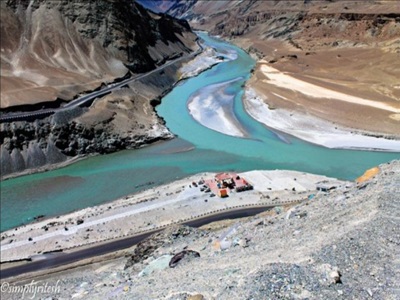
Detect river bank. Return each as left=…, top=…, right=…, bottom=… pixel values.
left=185, top=68, right=400, bottom=151
left=5, top=160, right=395, bottom=300
left=0, top=43, right=223, bottom=181
left=243, top=87, right=400, bottom=152
left=239, top=48, right=400, bottom=151
left=187, top=78, right=249, bottom=138
left=183, top=38, right=400, bottom=151
left=0, top=170, right=346, bottom=262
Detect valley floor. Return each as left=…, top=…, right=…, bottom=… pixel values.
left=184, top=36, right=400, bottom=151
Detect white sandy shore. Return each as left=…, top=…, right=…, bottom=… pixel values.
left=244, top=87, right=400, bottom=151
left=184, top=56, right=400, bottom=150
left=184, top=47, right=248, bottom=137
left=0, top=170, right=345, bottom=262
left=179, top=47, right=223, bottom=80
left=188, top=78, right=247, bottom=137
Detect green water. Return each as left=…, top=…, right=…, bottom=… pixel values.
left=1, top=33, right=398, bottom=232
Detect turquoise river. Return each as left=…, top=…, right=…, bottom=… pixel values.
left=1, top=33, right=398, bottom=231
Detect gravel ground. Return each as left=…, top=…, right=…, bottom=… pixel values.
left=2, top=160, right=399, bottom=300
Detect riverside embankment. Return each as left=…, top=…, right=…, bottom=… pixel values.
left=1, top=169, right=345, bottom=263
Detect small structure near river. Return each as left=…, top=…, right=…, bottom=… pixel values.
left=205, top=172, right=253, bottom=198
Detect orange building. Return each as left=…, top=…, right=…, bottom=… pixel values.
left=218, top=189, right=228, bottom=198
left=205, top=172, right=253, bottom=198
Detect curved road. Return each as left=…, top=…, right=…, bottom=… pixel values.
left=0, top=206, right=270, bottom=279
left=0, top=43, right=203, bottom=123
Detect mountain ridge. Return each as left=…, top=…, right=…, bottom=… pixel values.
left=1, top=0, right=197, bottom=108
left=0, top=0, right=199, bottom=178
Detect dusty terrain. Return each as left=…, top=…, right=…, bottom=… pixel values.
left=2, top=0, right=399, bottom=177
left=0, top=170, right=343, bottom=261
left=0, top=43, right=224, bottom=179
left=0, top=0, right=196, bottom=108
left=0, top=0, right=209, bottom=178
left=167, top=0, right=400, bottom=138
left=245, top=49, right=400, bottom=138
left=1, top=160, right=398, bottom=299
left=244, top=86, right=400, bottom=151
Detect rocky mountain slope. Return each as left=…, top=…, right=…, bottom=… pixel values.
left=0, top=0, right=198, bottom=178
left=157, top=0, right=400, bottom=61
left=181, top=0, right=400, bottom=52
left=136, top=0, right=176, bottom=13
left=1, top=0, right=196, bottom=108
left=7, top=160, right=399, bottom=299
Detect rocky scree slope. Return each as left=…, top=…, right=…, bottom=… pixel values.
left=1, top=0, right=196, bottom=108
left=26, top=160, right=400, bottom=300
left=0, top=0, right=197, bottom=178
left=162, top=0, right=400, bottom=53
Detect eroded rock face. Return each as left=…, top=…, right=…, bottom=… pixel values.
left=0, top=94, right=173, bottom=178
left=1, top=0, right=197, bottom=108
left=1, top=0, right=198, bottom=178
left=169, top=250, right=200, bottom=268
left=135, top=0, right=177, bottom=13
left=160, top=0, right=400, bottom=52
left=211, top=11, right=400, bottom=51
left=0, top=70, right=182, bottom=178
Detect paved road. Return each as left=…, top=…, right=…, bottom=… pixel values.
left=0, top=206, right=269, bottom=279
left=1, top=190, right=203, bottom=252
left=0, top=43, right=203, bottom=123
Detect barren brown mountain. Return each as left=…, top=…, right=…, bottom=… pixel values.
left=166, top=0, right=400, bottom=136
left=0, top=0, right=198, bottom=177
left=0, top=0, right=196, bottom=108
